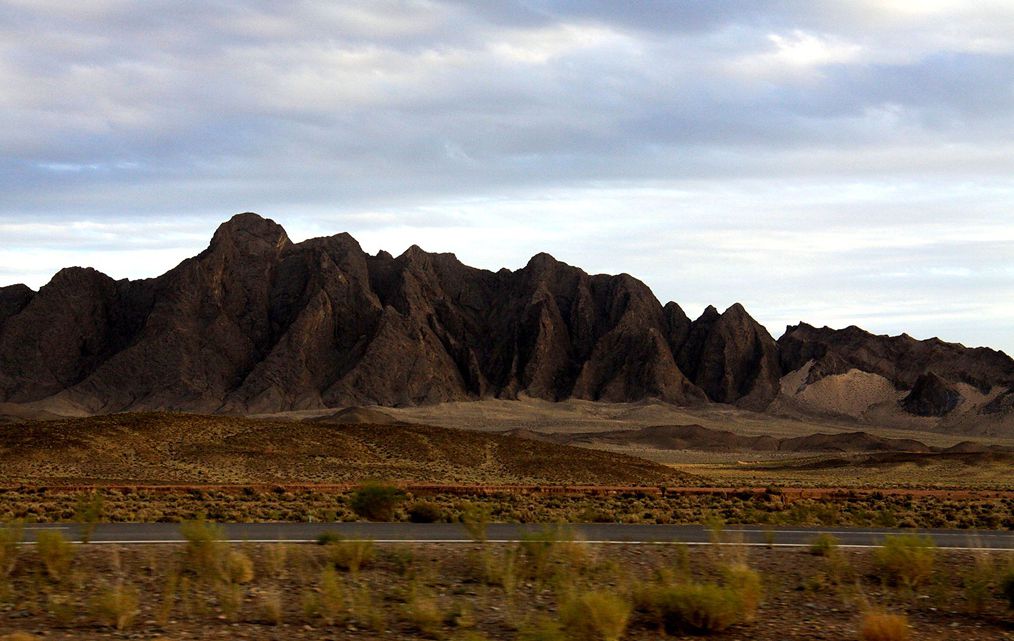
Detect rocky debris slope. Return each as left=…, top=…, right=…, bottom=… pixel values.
left=777, top=323, right=1014, bottom=426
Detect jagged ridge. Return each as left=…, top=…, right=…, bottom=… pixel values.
left=0, top=213, right=779, bottom=413
left=2, top=212, right=1012, bottom=425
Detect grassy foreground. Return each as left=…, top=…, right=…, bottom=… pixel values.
left=0, top=522, right=1012, bottom=640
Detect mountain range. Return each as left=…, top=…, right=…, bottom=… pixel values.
left=1, top=213, right=1012, bottom=433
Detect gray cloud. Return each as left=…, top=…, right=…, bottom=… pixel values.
left=1, top=0, right=1013, bottom=352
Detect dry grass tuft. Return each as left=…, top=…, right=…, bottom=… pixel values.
left=91, top=582, right=140, bottom=630
left=721, top=563, right=762, bottom=622
left=647, top=582, right=742, bottom=634
left=859, top=611, right=909, bottom=641
left=0, top=521, right=21, bottom=578
left=35, top=529, right=75, bottom=581
left=873, top=535, right=936, bottom=590
left=302, top=565, right=346, bottom=626
left=559, top=590, right=631, bottom=641
left=1002, top=566, right=1014, bottom=610
left=225, top=550, right=255, bottom=585
left=256, top=587, right=284, bottom=625
left=325, top=538, right=374, bottom=574
left=461, top=502, right=491, bottom=543
left=261, top=543, right=288, bottom=579
left=401, top=586, right=444, bottom=638
left=810, top=533, right=839, bottom=556
left=633, top=559, right=762, bottom=635
left=180, top=520, right=226, bottom=580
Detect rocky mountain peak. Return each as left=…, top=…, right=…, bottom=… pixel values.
left=1, top=214, right=1011, bottom=428
left=524, top=252, right=562, bottom=273
left=699, top=304, right=720, bottom=319
left=208, top=212, right=290, bottom=255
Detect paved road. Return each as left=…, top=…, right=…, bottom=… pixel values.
left=18, top=522, right=1014, bottom=550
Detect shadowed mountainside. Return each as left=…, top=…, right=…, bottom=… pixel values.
left=0, top=213, right=776, bottom=413
left=1, top=212, right=1012, bottom=430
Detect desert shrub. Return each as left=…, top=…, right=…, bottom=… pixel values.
left=349, top=482, right=403, bottom=521
left=466, top=547, right=520, bottom=596
left=559, top=590, right=631, bottom=641
left=262, top=544, right=288, bottom=579
left=350, top=582, right=386, bottom=632
left=671, top=543, right=691, bottom=577
left=224, top=550, right=255, bottom=584
left=444, top=599, right=476, bottom=629
left=720, top=563, right=762, bottom=622
left=859, top=611, right=909, bottom=641
left=385, top=547, right=418, bottom=577
left=257, top=587, right=284, bottom=625
left=810, top=533, right=839, bottom=556
left=408, top=501, right=445, bottom=523
left=577, top=506, right=617, bottom=523
left=156, top=568, right=179, bottom=625
left=1002, top=567, right=1014, bottom=609
left=0, top=521, right=21, bottom=579
left=217, top=582, right=244, bottom=621
left=517, top=617, right=568, bottom=641
left=35, top=529, right=75, bottom=581
left=873, top=535, right=936, bottom=589
left=634, top=581, right=744, bottom=635
left=634, top=551, right=759, bottom=632
left=461, top=502, right=491, bottom=543
left=46, top=593, right=75, bottom=626
left=703, top=514, right=725, bottom=545
left=556, top=536, right=595, bottom=577
left=180, top=520, right=226, bottom=580
left=961, top=554, right=995, bottom=613
left=316, top=531, right=343, bottom=545
left=826, top=546, right=856, bottom=586
left=302, top=566, right=346, bottom=625
left=73, top=491, right=104, bottom=544
left=326, top=538, right=374, bottom=574
left=401, top=587, right=444, bottom=638
left=519, top=527, right=560, bottom=581
left=91, top=583, right=140, bottom=630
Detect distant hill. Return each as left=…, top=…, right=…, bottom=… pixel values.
left=309, top=406, right=399, bottom=425
left=523, top=423, right=1012, bottom=454
left=0, top=413, right=692, bottom=486
left=1, top=212, right=1011, bottom=433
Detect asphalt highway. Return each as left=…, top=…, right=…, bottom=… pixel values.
left=18, top=522, right=1014, bottom=550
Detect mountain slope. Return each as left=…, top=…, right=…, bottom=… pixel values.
left=2, top=212, right=1012, bottom=432
left=0, top=213, right=737, bottom=413
left=775, top=323, right=1014, bottom=428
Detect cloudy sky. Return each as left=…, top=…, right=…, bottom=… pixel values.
left=2, top=0, right=1013, bottom=352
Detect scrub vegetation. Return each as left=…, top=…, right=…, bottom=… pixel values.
left=0, top=485, right=1008, bottom=531
left=0, top=521, right=1011, bottom=640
